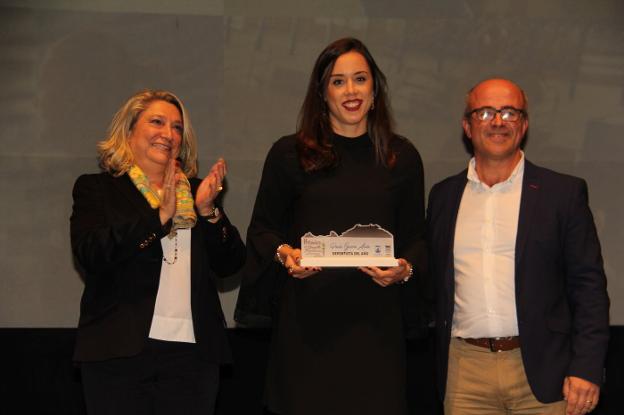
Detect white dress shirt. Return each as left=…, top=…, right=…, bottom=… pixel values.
left=149, top=228, right=196, bottom=343
left=451, top=154, right=524, bottom=339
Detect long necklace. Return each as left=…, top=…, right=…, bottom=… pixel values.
left=162, top=233, right=178, bottom=265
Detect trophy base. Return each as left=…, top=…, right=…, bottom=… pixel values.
left=300, top=257, right=398, bottom=267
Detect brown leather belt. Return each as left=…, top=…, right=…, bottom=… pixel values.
left=462, top=336, right=520, bottom=352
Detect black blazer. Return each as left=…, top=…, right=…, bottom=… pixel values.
left=70, top=173, right=245, bottom=363
left=427, top=160, right=609, bottom=403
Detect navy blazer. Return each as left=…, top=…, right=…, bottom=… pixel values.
left=70, top=173, right=245, bottom=363
left=426, top=160, right=609, bottom=403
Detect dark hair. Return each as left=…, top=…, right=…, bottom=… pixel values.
left=296, top=37, right=396, bottom=172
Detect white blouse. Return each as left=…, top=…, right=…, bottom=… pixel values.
left=148, top=228, right=195, bottom=343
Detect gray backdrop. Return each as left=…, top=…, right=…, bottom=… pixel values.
left=1, top=0, right=622, bottom=327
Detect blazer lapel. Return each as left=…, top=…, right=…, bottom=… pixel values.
left=110, top=174, right=157, bottom=219
left=515, top=161, right=541, bottom=269
left=189, top=179, right=205, bottom=297
left=444, top=172, right=468, bottom=293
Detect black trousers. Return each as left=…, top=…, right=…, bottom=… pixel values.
left=81, top=339, right=219, bottom=415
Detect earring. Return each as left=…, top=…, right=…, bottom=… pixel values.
left=370, top=97, right=375, bottom=111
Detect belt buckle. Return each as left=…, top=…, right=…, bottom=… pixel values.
left=488, top=336, right=515, bottom=352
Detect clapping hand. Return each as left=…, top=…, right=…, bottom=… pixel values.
left=159, top=157, right=179, bottom=225
left=196, top=158, right=226, bottom=217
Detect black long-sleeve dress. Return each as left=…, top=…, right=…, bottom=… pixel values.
left=240, top=132, right=425, bottom=415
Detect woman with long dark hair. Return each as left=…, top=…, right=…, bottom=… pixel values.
left=237, top=38, right=425, bottom=415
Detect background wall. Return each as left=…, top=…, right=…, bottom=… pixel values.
left=1, top=0, right=622, bottom=327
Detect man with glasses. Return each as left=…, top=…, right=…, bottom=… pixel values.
left=427, top=78, right=609, bottom=414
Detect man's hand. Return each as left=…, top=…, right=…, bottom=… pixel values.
left=563, top=376, right=599, bottom=414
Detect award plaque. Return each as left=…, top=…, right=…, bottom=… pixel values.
left=299, top=224, right=398, bottom=267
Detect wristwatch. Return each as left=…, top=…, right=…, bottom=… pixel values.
left=203, top=206, right=220, bottom=220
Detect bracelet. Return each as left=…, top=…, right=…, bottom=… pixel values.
left=275, top=243, right=291, bottom=267
left=400, top=263, right=413, bottom=284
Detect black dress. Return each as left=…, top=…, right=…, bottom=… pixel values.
left=244, top=132, right=425, bottom=415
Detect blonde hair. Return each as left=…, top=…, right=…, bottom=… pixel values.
left=97, top=89, right=198, bottom=177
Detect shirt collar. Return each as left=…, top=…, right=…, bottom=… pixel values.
left=466, top=151, right=525, bottom=190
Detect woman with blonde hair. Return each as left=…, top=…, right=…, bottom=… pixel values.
left=71, top=89, right=245, bottom=415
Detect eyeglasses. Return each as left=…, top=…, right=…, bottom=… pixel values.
left=466, top=106, right=526, bottom=122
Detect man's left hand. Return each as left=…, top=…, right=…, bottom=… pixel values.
left=563, top=376, right=600, bottom=414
